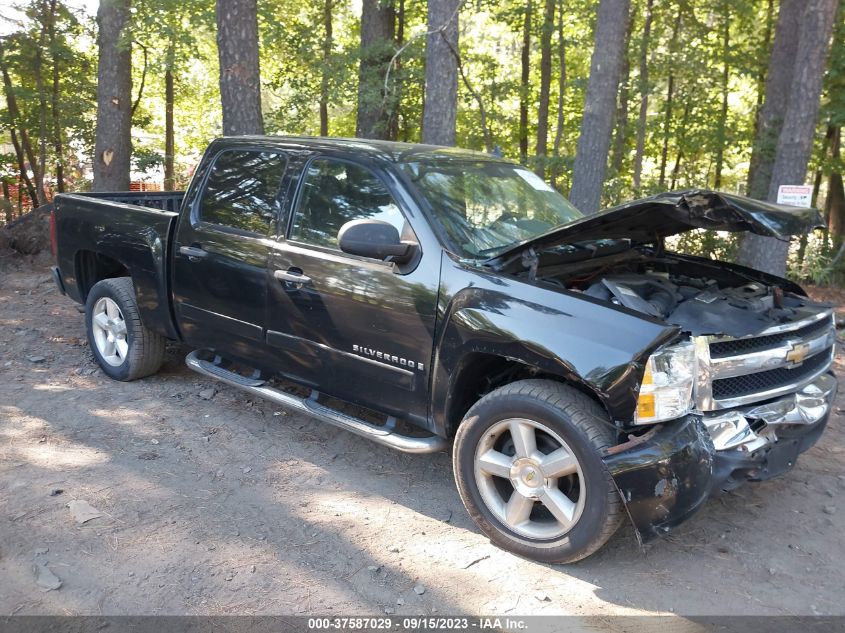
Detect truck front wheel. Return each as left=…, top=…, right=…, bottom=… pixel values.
left=85, top=278, right=166, bottom=381
left=453, top=380, right=624, bottom=563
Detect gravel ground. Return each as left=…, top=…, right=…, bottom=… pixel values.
left=1, top=259, right=844, bottom=617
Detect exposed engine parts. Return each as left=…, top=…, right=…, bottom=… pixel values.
left=558, top=259, right=829, bottom=337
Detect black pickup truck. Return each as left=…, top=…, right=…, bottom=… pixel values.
left=52, top=136, right=837, bottom=563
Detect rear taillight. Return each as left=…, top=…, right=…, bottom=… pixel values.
left=50, top=209, right=58, bottom=259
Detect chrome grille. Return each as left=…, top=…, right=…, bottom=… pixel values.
left=712, top=351, right=832, bottom=399
left=696, top=310, right=835, bottom=411
left=709, top=317, right=831, bottom=359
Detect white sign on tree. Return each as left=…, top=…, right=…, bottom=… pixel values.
left=776, top=185, right=813, bottom=208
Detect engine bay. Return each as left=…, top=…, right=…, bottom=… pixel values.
left=534, top=248, right=830, bottom=338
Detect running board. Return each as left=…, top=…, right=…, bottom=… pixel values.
left=185, top=350, right=448, bottom=454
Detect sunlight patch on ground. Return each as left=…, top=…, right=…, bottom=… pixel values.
left=88, top=406, right=155, bottom=428
left=301, top=489, right=655, bottom=616
left=12, top=442, right=109, bottom=470
left=0, top=407, right=50, bottom=439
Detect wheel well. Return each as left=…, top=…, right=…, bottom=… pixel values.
left=75, top=251, right=129, bottom=301
left=445, top=353, right=610, bottom=437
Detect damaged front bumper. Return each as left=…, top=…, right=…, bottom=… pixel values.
left=603, top=372, right=837, bottom=542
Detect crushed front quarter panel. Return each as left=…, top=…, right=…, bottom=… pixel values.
left=603, top=416, right=715, bottom=543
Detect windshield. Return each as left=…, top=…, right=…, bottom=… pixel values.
left=400, top=159, right=582, bottom=258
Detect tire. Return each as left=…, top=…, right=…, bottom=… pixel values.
left=453, top=379, right=624, bottom=564
left=85, top=277, right=166, bottom=381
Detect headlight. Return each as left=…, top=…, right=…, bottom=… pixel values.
left=635, top=340, right=697, bottom=424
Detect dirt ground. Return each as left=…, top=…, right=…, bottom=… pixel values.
left=1, top=256, right=844, bottom=618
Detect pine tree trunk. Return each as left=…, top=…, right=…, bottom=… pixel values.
left=713, top=2, right=730, bottom=189
left=0, top=41, right=43, bottom=206
left=744, top=0, right=803, bottom=201
left=164, top=50, right=175, bottom=192
left=568, top=0, right=631, bottom=213
left=749, top=0, right=775, bottom=169
left=216, top=0, right=263, bottom=137
left=670, top=102, right=690, bottom=189
left=658, top=6, right=682, bottom=190
left=826, top=129, right=844, bottom=238
left=519, top=0, right=532, bottom=163
left=422, top=0, right=459, bottom=146
left=357, top=0, right=395, bottom=140
left=9, top=128, right=39, bottom=208
left=391, top=0, right=405, bottom=140
left=737, top=0, right=839, bottom=277
left=34, top=1, right=49, bottom=200
left=549, top=0, right=566, bottom=188
left=93, top=0, right=132, bottom=191
left=632, top=0, right=653, bottom=194
left=47, top=0, right=64, bottom=193
left=320, top=0, right=333, bottom=137
left=535, top=0, right=555, bottom=175
left=611, top=16, right=633, bottom=178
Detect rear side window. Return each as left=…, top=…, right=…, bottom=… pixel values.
left=289, top=158, right=406, bottom=249
left=199, top=150, right=287, bottom=234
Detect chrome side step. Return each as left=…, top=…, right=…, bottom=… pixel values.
left=194, top=355, right=265, bottom=387
left=185, top=350, right=448, bottom=454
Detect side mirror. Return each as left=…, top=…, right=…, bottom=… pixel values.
left=338, top=219, right=415, bottom=264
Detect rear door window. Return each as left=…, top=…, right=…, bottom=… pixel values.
left=199, top=150, right=287, bottom=234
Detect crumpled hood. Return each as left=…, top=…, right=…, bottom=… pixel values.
left=490, top=189, right=824, bottom=260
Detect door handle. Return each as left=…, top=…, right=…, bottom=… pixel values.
left=179, top=245, right=208, bottom=260
left=274, top=269, right=312, bottom=285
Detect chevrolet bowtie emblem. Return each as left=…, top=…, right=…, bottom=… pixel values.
left=786, top=342, right=810, bottom=365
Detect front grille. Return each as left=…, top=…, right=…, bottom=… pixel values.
left=712, top=350, right=832, bottom=399
left=709, top=316, right=831, bottom=358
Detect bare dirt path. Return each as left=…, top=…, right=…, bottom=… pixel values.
left=1, top=261, right=843, bottom=617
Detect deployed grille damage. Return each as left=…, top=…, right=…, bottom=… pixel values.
left=544, top=253, right=836, bottom=413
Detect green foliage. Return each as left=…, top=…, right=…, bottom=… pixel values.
left=0, top=0, right=842, bottom=285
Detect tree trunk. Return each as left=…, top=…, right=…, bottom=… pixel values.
left=34, top=0, right=49, bottom=200
left=0, top=42, right=43, bottom=206
left=632, top=0, right=653, bottom=194
left=567, top=0, right=631, bottom=213
left=744, top=0, right=803, bottom=201
left=749, top=0, right=775, bottom=166
left=658, top=6, right=682, bottom=190
left=422, top=0, right=459, bottom=146
left=519, top=0, right=532, bottom=163
left=320, top=0, right=333, bottom=137
left=357, top=0, right=395, bottom=140
left=535, top=0, right=555, bottom=175
left=713, top=2, right=730, bottom=189
left=216, top=0, right=263, bottom=136
left=827, top=129, right=844, bottom=238
left=550, top=0, right=566, bottom=188
left=9, top=127, right=39, bottom=208
left=164, top=47, right=175, bottom=192
left=670, top=102, right=690, bottom=189
left=47, top=0, right=64, bottom=193
left=131, top=43, right=148, bottom=119
left=611, top=16, right=633, bottom=178
left=737, top=0, right=839, bottom=277
left=93, top=0, right=132, bottom=192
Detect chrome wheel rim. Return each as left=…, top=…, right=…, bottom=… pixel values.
left=474, top=418, right=586, bottom=540
left=91, top=297, right=129, bottom=367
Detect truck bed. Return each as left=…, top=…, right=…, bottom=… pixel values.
left=53, top=191, right=184, bottom=340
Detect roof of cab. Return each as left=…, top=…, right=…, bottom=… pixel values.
left=212, top=135, right=505, bottom=164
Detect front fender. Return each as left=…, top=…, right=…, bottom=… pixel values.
left=430, top=254, right=679, bottom=435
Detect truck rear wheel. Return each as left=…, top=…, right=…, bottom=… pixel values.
left=85, top=277, right=166, bottom=381
left=453, top=379, right=623, bottom=563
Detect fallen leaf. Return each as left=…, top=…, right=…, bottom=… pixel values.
left=67, top=500, right=103, bottom=524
